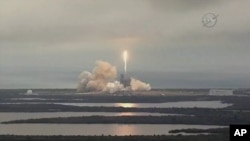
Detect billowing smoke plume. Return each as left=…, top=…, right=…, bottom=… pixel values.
left=106, top=81, right=124, bottom=93
left=77, top=60, right=151, bottom=93
left=77, top=60, right=117, bottom=92
left=130, top=78, right=151, bottom=91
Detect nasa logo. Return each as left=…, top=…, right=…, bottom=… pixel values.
left=202, top=13, right=218, bottom=28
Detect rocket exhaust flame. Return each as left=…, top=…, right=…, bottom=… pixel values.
left=123, top=50, right=128, bottom=73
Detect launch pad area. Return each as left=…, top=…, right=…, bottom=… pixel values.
left=1, top=88, right=249, bottom=103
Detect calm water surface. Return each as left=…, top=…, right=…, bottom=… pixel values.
left=55, top=101, right=231, bottom=108
left=0, top=100, right=229, bottom=135
left=1, top=101, right=232, bottom=108
left=0, top=124, right=225, bottom=135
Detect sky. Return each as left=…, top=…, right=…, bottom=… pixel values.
left=1, top=0, right=250, bottom=89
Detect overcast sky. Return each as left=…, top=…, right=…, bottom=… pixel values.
left=1, top=0, right=250, bottom=89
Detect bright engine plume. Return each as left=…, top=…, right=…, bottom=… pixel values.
left=123, top=50, right=128, bottom=73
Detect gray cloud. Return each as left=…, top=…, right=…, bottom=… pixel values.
left=149, top=0, right=224, bottom=11
left=1, top=0, right=250, bottom=88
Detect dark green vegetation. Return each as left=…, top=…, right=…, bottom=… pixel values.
left=0, top=135, right=229, bottom=141
left=169, top=128, right=229, bottom=134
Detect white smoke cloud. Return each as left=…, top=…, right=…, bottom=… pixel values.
left=130, top=77, right=151, bottom=91
left=77, top=60, right=117, bottom=92
left=106, top=81, right=124, bottom=94
left=77, top=61, right=151, bottom=93
left=77, top=71, right=92, bottom=92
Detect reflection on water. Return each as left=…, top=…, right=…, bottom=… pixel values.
left=114, top=124, right=137, bottom=135
left=0, top=124, right=225, bottom=135
left=55, top=101, right=232, bottom=108
left=114, top=103, right=137, bottom=108
left=1, top=101, right=232, bottom=108
left=0, top=112, right=171, bottom=122
left=10, top=98, right=47, bottom=101
left=0, top=101, right=231, bottom=136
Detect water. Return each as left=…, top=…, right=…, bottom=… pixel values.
left=55, top=101, right=231, bottom=108
left=0, top=112, right=174, bottom=122
left=0, top=124, right=225, bottom=135
left=1, top=101, right=232, bottom=108
left=10, top=98, right=47, bottom=101
left=0, top=100, right=230, bottom=135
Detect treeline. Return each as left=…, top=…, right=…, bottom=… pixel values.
left=3, top=113, right=250, bottom=125
left=0, top=135, right=229, bottom=141
left=169, top=128, right=229, bottom=134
